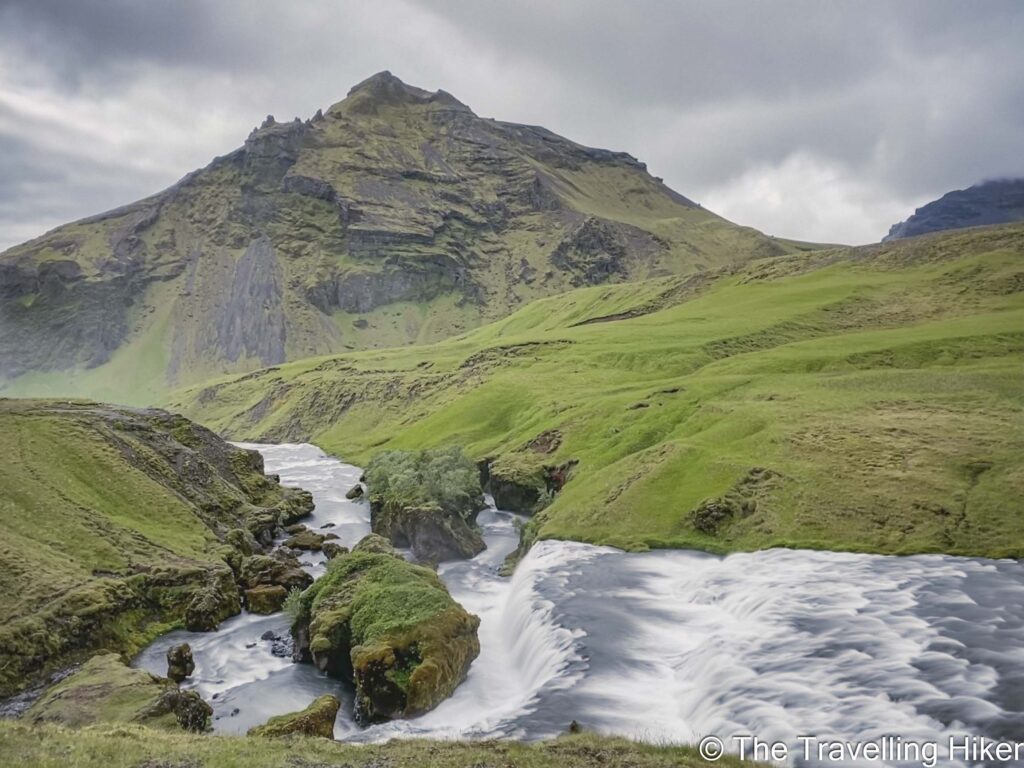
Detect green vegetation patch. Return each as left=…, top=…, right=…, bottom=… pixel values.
left=177, top=223, right=1024, bottom=559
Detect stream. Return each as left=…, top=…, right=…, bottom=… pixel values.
left=134, top=443, right=1024, bottom=765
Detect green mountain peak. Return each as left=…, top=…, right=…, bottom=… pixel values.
left=0, top=72, right=805, bottom=405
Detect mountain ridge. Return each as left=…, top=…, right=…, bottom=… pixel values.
left=0, top=71, right=802, bottom=404
left=885, top=178, right=1024, bottom=241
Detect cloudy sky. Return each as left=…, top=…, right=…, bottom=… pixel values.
left=1, top=0, right=1022, bottom=251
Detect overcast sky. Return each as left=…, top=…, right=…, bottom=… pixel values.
left=1, top=0, right=1021, bottom=251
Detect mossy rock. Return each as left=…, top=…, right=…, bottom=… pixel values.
left=247, top=694, right=340, bottom=738
left=184, top=570, right=241, bottom=631
left=322, top=541, right=348, bottom=560
left=345, top=484, right=365, bottom=500
left=27, top=653, right=211, bottom=733
left=165, top=643, right=194, bottom=683
left=240, top=553, right=313, bottom=592
left=284, top=530, right=336, bottom=551
left=246, top=585, right=289, bottom=614
left=291, top=536, right=480, bottom=723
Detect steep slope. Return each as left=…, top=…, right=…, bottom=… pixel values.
left=0, top=399, right=312, bottom=697
left=0, top=71, right=801, bottom=405
left=175, top=223, right=1024, bottom=559
left=885, top=178, right=1024, bottom=240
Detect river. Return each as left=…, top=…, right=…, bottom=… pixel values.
left=134, top=443, right=1024, bottom=765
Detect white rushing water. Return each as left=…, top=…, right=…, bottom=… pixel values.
left=135, top=444, right=1024, bottom=766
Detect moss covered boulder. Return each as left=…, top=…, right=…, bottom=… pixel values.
left=27, top=653, right=211, bottom=733
left=247, top=694, right=340, bottom=738
left=290, top=535, right=480, bottom=723
left=246, top=585, right=289, bottom=614
left=365, top=447, right=486, bottom=562
left=240, top=551, right=314, bottom=592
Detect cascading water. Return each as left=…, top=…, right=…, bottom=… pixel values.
left=134, top=444, right=1024, bottom=766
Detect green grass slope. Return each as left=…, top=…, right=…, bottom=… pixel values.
left=0, top=399, right=310, bottom=696
left=0, top=72, right=807, bottom=405
left=176, top=223, right=1024, bottom=558
left=0, top=722, right=759, bottom=768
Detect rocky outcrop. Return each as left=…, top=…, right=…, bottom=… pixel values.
left=247, top=694, right=340, bottom=738
left=885, top=179, right=1024, bottom=240
left=184, top=569, right=242, bottom=631
left=26, top=653, right=211, bottom=733
left=372, top=502, right=484, bottom=562
left=290, top=535, right=480, bottom=724
left=487, top=453, right=577, bottom=515
left=166, top=644, right=194, bottom=683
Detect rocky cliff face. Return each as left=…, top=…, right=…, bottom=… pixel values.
left=0, top=71, right=795, bottom=402
left=884, top=179, right=1024, bottom=241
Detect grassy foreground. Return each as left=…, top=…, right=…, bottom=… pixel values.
left=176, top=223, right=1024, bottom=558
left=0, top=722, right=757, bottom=768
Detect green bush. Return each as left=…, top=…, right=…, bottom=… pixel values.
left=365, top=446, right=483, bottom=519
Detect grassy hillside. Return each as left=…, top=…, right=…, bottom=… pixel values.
left=0, top=722, right=758, bottom=768
left=0, top=400, right=310, bottom=696
left=176, top=223, right=1024, bottom=558
left=0, top=72, right=807, bottom=405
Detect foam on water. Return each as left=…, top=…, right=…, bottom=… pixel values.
left=134, top=444, right=1024, bottom=765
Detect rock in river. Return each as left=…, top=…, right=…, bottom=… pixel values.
left=290, top=535, right=480, bottom=723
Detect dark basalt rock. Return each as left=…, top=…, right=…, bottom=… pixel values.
left=345, top=483, right=364, bottom=500
left=322, top=541, right=348, bottom=560
left=885, top=179, right=1024, bottom=240
left=166, top=643, right=195, bottom=683
left=372, top=501, right=484, bottom=563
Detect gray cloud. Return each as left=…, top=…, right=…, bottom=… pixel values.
left=0, top=0, right=1021, bottom=249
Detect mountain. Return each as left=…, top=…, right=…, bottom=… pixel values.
left=884, top=178, right=1024, bottom=240
left=0, top=71, right=805, bottom=405
left=174, top=222, right=1024, bottom=559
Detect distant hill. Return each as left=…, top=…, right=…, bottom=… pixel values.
left=0, top=71, right=805, bottom=404
left=885, top=178, right=1024, bottom=240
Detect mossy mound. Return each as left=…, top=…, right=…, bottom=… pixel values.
left=247, top=694, right=340, bottom=738
left=245, top=585, right=289, bottom=614
left=290, top=535, right=480, bottom=723
left=0, top=400, right=313, bottom=697
left=365, top=446, right=486, bottom=561
left=26, top=653, right=211, bottom=733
